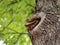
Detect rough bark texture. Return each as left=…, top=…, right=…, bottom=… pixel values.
left=25, top=0, right=60, bottom=45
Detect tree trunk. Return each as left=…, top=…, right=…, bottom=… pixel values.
left=25, top=0, right=60, bottom=45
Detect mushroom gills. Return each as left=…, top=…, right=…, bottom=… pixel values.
left=25, top=18, right=41, bottom=30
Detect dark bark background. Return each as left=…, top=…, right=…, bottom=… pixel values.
left=25, top=0, right=60, bottom=45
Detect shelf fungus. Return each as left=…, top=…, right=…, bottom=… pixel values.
left=25, top=16, right=41, bottom=30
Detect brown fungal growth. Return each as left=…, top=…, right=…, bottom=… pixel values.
left=25, top=16, right=41, bottom=30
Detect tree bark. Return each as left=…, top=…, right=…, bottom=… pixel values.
left=25, top=0, right=60, bottom=45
